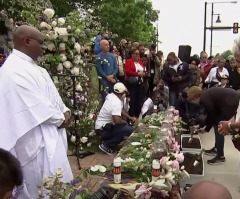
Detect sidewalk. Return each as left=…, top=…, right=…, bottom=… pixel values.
left=68, top=151, right=114, bottom=191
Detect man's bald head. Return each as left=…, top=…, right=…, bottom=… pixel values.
left=13, top=25, right=44, bottom=60
left=100, top=39, right=109, bottom=53
left=184, top=181, right=232, bottom=199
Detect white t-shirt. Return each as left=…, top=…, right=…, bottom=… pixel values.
left=205, top=66, right=229, bottom=83
left=140, top=97, right=154, bottom=118
left=95, top=93, right=123, bottom=129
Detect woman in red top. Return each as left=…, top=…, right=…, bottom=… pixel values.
left=125, top=49, right=146, bottom=117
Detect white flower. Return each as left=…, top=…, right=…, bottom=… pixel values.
left=74, top=42, right=81, bottom=54
left=71, top=67, right=80, bottom=75
left=146, top=151, right=151, bottom=158
left=40, top=22, right=48, bottom=29
left=90, top=165, right=99, bottom=172
left=73, top=56, right=81, bottom=64
left=47, top=42, right=55, bottom=51
left=99, top=166, right=106, bottom=173
left=79, top=59, right=84, bottom=65
left=49, top=31, right=58, bottom=40
left=56, top=168, right=64, bottom=175
left=63, top=61, right=72, bottom=69
left=61, top=35, right=68, bottom=42
left=58, top=17, right=65, bottom=26
left=80, top=136, right=88, bottom=143
left=150, top=179, right=167, bottom=189
left=67, top=25, right=71, bottom=30
left=89, top=130, right=96, bottom=137
left=51, top=21, right=57, bottom=27
left=91, top=37, right=96, bottom=42
left=57, top=63, right=63, bottom=72
left=42, top=176, right=51, bottom=184
left=60, top=54, right=67, bottom=62
left=43, top=8, right=55, bottom=19
left=59, top=43, right=66, bottom=51
left=76, top=83, right=83, bottom=91
left=87, top=142, right=92, bottom=148
left=53, top=76, right=59, bottom=84
left=78, top=111, right=83, bottom=116
left=70, top=135, right=76, bottom=143
left=46, top=24, right=52, bottom=30
left=57, top=28, right=68, bottom=36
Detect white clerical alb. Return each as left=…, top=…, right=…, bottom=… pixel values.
left=0, top=49, right=73, bottom=199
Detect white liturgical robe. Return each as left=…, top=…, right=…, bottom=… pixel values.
left=0, top=49, right=73, bottom=198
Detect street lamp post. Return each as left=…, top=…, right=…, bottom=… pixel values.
left=203, top=1, right=237, bottom=54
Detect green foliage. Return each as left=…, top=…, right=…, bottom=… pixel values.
left=0, top=0, right=52, bottom=25
left=75, top=0, right=159, bottom=43
left=215, top=50, right=233, bottom=60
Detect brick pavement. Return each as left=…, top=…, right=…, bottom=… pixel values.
left=68, top=150, right=114, bottom=191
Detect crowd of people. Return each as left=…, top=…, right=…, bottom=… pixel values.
left=1, top=19, right=240, bottom=198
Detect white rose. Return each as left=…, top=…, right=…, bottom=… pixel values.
left=60, top=54, right=67, bottom=62
left=67, top=25, right=71, bottom=30
left=89, top=130, right=96, bottom=137
left=47, top=42, right=56, bottom=51
left=53, top=77, right=59, bottom=84
left=87, top=142, right=92, bottom=148
left=40, top=22, right=48, bottom=29
left=79, top=59, right=84, bottom=65
left=58, top=17, right=65, bottom=26
left=73, top=55, right=81, bottom=64
left=76, top=83, right=83, bottom=91
left=71, top=67, right=80, bottom=75
left=51, top=21, right=57, bottom=27
left=80, top=136, right=88, bottom=143
left=59, top=43, right=66, bottom=51
left=43, top=8, right=55, bottom=19
left=57, top=63, right=63, bottom=72
left=70, top=135, right=76, bottom=143
left=57, top=28, right=68, bottom=36
left=90, top=165, right=99, bottom=172
left=74, top=42, right=81, bottom=54
left=78, top=111, right=83, bottom=116
left=49, top=31, right=58, bottom=40
left=63, top=61, right=72, bottom=69
left=46, top=24, right=52, bottom=30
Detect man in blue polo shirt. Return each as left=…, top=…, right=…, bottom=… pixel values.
left=95, top=39, right=118, bottom=102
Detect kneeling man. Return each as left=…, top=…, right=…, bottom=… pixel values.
left=95, top=83, right=135, bottom=155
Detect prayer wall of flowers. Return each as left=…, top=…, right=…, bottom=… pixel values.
left=38, top=8, right=101, bottom=150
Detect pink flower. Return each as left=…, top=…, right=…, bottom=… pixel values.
left=173, top=115, right=179, bottom=122
left=167, top=136, right=173, bottom=145
left=160, top=156, right=169, bottom=166
left=172, top=160, right=180, bottom=170
left=171, top=142, right=180, bottom=153
left=176, top=152, right=184, bottom=163
left=173, top=109, right=179, bottom=116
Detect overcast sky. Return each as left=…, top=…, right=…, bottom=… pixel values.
left=151, top=0, right=240, bottom=57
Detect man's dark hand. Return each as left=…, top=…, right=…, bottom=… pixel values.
left=59, top=111, right=71, bottom=129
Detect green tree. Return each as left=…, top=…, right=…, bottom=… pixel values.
left=221, top=50, right=233, bottom=60
left=75, top=0, right=159, bottom=44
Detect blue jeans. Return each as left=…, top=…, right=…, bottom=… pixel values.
left=214, top=124, right=225, bottom=157
left=102, top=124, right=134, bottom=150
left=169, top=91, right=179, bottom=107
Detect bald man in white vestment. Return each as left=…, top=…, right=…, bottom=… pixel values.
left=0, top=25, right=73, bottom=198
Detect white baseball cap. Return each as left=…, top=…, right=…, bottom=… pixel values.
left=113, top=82, right=128, bottom=94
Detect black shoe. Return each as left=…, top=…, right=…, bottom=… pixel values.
left=99, top=143, right=115, bottom=155
left=204, top=147, right=217, bottom=156
left=207, top=156, right=226, bottom=165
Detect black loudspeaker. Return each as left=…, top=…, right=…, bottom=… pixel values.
left=178, top=45, right=191, bottom=63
